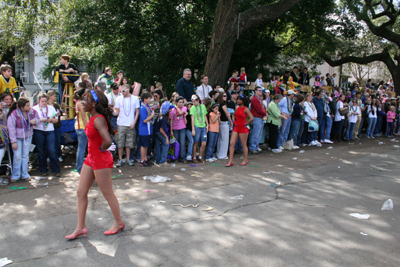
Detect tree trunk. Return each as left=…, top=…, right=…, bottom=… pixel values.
left=204, top=0, right=304, bottom=86
left=203, top=0, right=238, bottom=86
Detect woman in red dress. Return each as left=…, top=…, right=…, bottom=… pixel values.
left=226, top=95, right=253, bottom=167
left=65, top=89, right=124, bottom=240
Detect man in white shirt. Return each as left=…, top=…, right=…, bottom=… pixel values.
left=113, top=84, right=140, bottom=167
left=196, top=74, right=212, bottom=102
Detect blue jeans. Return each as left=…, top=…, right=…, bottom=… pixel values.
left=206, top=131, right=219, bottom=159
left=185, top=129, right=194, bottom=158
left=386, top=122, right=394, bottom=136
left=34, top=130, right=60, bottom=174
left=11, top=136, right=32, bottom=180
left=173, top=129, right=186, bottom=161
left=58, top=83, right=63, bottom=103
left=374, top=115, right=383, bottom=135
left=111, top=116, right=118, bottom=154
left=346, top=122, right=356, bottom=140
left=288, top=120, right=301, bottom=145
left=249, top=117, right=264, bottom=151
left=154, top=132, right=169, bottom=164
left=367, top=117, right=377, bottom=137
left=317, top=115, right=326, bottom=141
left=277, top=116, right=292, bottom=147
left=54, top=127, right=62, bottom=158
left=395, top=115, right=400, bottom=134
left=297, top=118, right=304, bottom=145
left=76, top=129, right=88, bottom=172
left=324, top=116, right=333, bottom=140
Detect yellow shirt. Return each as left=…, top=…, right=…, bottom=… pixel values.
left=0, top=75, right=18, bottom=96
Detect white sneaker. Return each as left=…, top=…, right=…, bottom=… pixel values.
left=315, top=141, right=321, bottom=145
left=316, top=143, right=322, bottom=147
left=211, top=157, right=218, bottom=161
left=301, top=143, right=307, bottom=147
left=272, top=148, right=282, bottom=153
left=257, top=148, right=262, bottom=152
left=278, top=146, right=284, bottom=150
left=310, top=141, right=317, bottom=146
left=292, top=145, right=300, bottom=149
left=218, top=156, right=228, bottom=160
left=186, top=155, right=192, bottom=161
left=324, top=139, right=333, bottom=144
left=206, top=158, right=215, bottom=162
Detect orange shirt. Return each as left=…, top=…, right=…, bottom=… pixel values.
left=209, top=112, right=220, bottom=132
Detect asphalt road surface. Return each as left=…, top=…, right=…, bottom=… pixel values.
left=0, top=137, right=399, bottom=267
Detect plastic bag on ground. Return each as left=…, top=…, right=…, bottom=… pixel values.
left=349, top=213, right=370, bottom=219
left=143, top=176, right=172, bottom=183
left=0, top=258, right=12, bottom=267
left=381, top=199, right=394, bottom=211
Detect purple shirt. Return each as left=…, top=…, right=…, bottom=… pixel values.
left=7, top=109, right=40, bottom=143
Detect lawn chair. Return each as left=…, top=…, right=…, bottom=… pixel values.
left=61, top=119, right=78, bottom=155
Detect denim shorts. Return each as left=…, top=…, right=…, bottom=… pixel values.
left=194, top=126, right=207, bottom=143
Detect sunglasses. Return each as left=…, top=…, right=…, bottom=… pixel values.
left=113, top=87, right=119, bottom=90
left=121, top=90, right=127, bottom=93
left=223, top=95, right=227, bottom=97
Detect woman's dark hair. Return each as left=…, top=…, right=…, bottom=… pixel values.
left=0, top=92, right=13, bottom=101
left=8, top=97, right=30, bottom=118
left=217, top=91, right=226, bottom=105
left=237, top=94, right=249, bottom=106
left=74, top=88, right=86, bottom=100
left=83, top=89, right=114, bottom=135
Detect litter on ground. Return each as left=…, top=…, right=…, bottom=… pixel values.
left=349, top=213, right=370, bottom=219
left=143, top=176, right=171, bottom=183
left=381, top=199, right=394, bottom=211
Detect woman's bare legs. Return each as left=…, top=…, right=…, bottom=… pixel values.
left=239, top=133, right=249, bottom=163
left=227, top=132, right=239, bottom=164
left=68, top=164, right=95, bottom=235
left=94, top=168, right=124, bottom=232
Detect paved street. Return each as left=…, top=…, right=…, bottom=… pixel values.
left=0, top=138, right=399, bottom=267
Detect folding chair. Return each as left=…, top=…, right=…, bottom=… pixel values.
left=61, top=119, right=78, bottom=155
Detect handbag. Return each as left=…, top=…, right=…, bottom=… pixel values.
left=308, top=120, right=319, bottom=132
left=339, top=108, right=349, bottom=116
left=167, top=137, right=180, bottom=160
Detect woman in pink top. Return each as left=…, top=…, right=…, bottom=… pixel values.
left=170, top=96, right=187, bottom=162
left=386, top=106, right=396, bottom=137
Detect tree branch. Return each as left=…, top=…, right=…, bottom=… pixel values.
left=238, top=0, right=303, bottom=34
left=322, top=50, right=397, bottom=74
left=357, top=0, right=400, bottom=47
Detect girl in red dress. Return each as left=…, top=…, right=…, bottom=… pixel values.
left=226, top=95, right=253, bottom=167
left=65, top=89, right=124, bottom=240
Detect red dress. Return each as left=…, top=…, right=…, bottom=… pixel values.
left=233, top=106, right=249, bottom=134
left=84, top=114, right=114, bottom=170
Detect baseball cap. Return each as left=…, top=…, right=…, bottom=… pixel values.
left=218, top=88, right=225, bottom=93
left=287, top=89, right=295, bottom=95
left=231, top=90, right=239, bottom=94
left=96, top=81, right=107, bottom=92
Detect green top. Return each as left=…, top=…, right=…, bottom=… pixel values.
left=266, top=101, right=282, bottom=126
left=190, top=104, right=208, bottom=128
